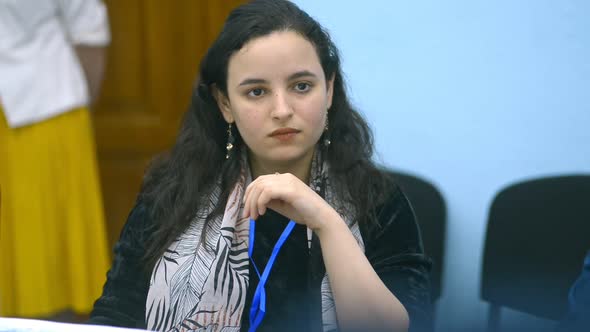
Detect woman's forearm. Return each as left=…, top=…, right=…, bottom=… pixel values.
left=315, top=208, right=409, bottom=331
left=75, top=45, right=107, bottom=104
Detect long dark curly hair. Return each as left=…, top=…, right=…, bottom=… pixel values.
left=140, top=0, right=396, bottom=269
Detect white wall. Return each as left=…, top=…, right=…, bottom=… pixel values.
left=293, top=0, right=590, bottom=330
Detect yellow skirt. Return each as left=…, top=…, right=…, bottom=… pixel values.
left=0, top=107, right=110, bottom=317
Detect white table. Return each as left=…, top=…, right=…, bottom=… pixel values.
left=0, top=318, right=146, bottom=332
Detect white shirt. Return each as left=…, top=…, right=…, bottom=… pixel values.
left=0, top=0, right=110, bottom=128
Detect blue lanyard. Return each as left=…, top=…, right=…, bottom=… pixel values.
left=248, top=218, right=296, bottom=332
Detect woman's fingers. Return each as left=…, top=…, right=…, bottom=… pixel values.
left=256, top=187, right=274, bottom=217
left=246, top=176, right=268, bottom=219
left=243, top=173, right=293, bottom=220
left=250, top=183, right=262, bottom=219
left=242, top=174, right=263, bottom=218
left=242, top=184, right=250, bottom=218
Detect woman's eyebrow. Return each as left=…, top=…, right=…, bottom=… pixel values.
left=288, top=70, right=317, bottom=81
left=238, top=78, right=267, bottom=86
left=238, top=70, right=318, bottom=87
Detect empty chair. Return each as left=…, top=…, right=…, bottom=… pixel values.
left=481, top=175, right=590, bottom=331
left=392, top=171, right=447, bottom=302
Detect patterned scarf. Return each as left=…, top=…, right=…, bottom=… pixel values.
left=146, top=151, right=365, bottom=331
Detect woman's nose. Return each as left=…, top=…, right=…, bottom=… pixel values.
left=270, top=91, right=294, bottom=120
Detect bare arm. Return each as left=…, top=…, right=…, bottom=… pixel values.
left=316, top=207, right=410, bottom=331
left=75, top=45, right=107, bottom=105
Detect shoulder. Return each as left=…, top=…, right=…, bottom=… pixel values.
left=115, top=195, right=157, bottom=253
left=376, top=175, right=414, bottom=224
left=122, top=197, right=151, bottom=232
left=356, top=169, right=428, bottom=266
left=364, top=170, right=419, bottom=242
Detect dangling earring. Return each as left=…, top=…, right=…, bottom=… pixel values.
left=323, top=114, right=331, bottom=148
left=226, top=122, right=235, bottom=159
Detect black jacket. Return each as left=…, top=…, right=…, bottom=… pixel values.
left=88, top=183, right=433, bottom=331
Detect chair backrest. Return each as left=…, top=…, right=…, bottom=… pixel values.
left=481, top=175, right=590, bottom=322
left=391, top=171, right=447, bottom=302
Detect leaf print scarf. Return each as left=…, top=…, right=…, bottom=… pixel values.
left=146, top=150, right=365, bottom=331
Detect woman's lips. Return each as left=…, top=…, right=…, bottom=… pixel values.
left=269, top=128, right=300, bottom=142
left=272, top=132, right=297, bottom=141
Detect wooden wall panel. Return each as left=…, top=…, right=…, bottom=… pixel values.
left=95, top=0, right=244, bottom=250
left=97, top=0, right=145, bottom=108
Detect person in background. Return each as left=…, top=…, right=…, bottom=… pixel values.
left=0, top=0, right=111, bottom=320
left=88, top=1, right=432, bottom=331
left=557, top=251, right=590, bottom=332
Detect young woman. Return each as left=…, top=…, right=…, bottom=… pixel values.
left=89, top=1, right=432, bottom=331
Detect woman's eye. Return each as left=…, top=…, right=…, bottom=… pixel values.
left=294, top=82, right=311, bottom=93
left=247, top=88, right=265, bottom=97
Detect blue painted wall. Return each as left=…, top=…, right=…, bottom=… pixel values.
left=293, top=1, right=590, bottom=330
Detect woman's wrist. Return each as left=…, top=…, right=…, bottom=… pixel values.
left=313, top=204, right=347, bottom=238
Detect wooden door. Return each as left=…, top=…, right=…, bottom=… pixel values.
left=95, top=1, right=244, bottom=249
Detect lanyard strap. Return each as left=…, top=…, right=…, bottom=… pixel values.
left=248, top=218, right=296, bottom=332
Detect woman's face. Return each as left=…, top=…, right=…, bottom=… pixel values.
left=217, top=30, right=334, bottom=171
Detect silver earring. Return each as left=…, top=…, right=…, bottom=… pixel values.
left=226, top=122, right=235, bottom=159
left=323, top=115, right=331, bottom=148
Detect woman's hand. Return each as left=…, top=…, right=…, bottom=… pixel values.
left=243, top=173, right=410, bottom=331
left=242, top=172, right=335, bottom=231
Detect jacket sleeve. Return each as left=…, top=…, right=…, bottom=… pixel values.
left=363, top=185, right=434, bottom=332
left=87, top=201, right=151, bottom=329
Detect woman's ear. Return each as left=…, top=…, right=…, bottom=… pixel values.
left=326, top=74, right=335, bottom=110
left=212, top=84, right=234, bottom=123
